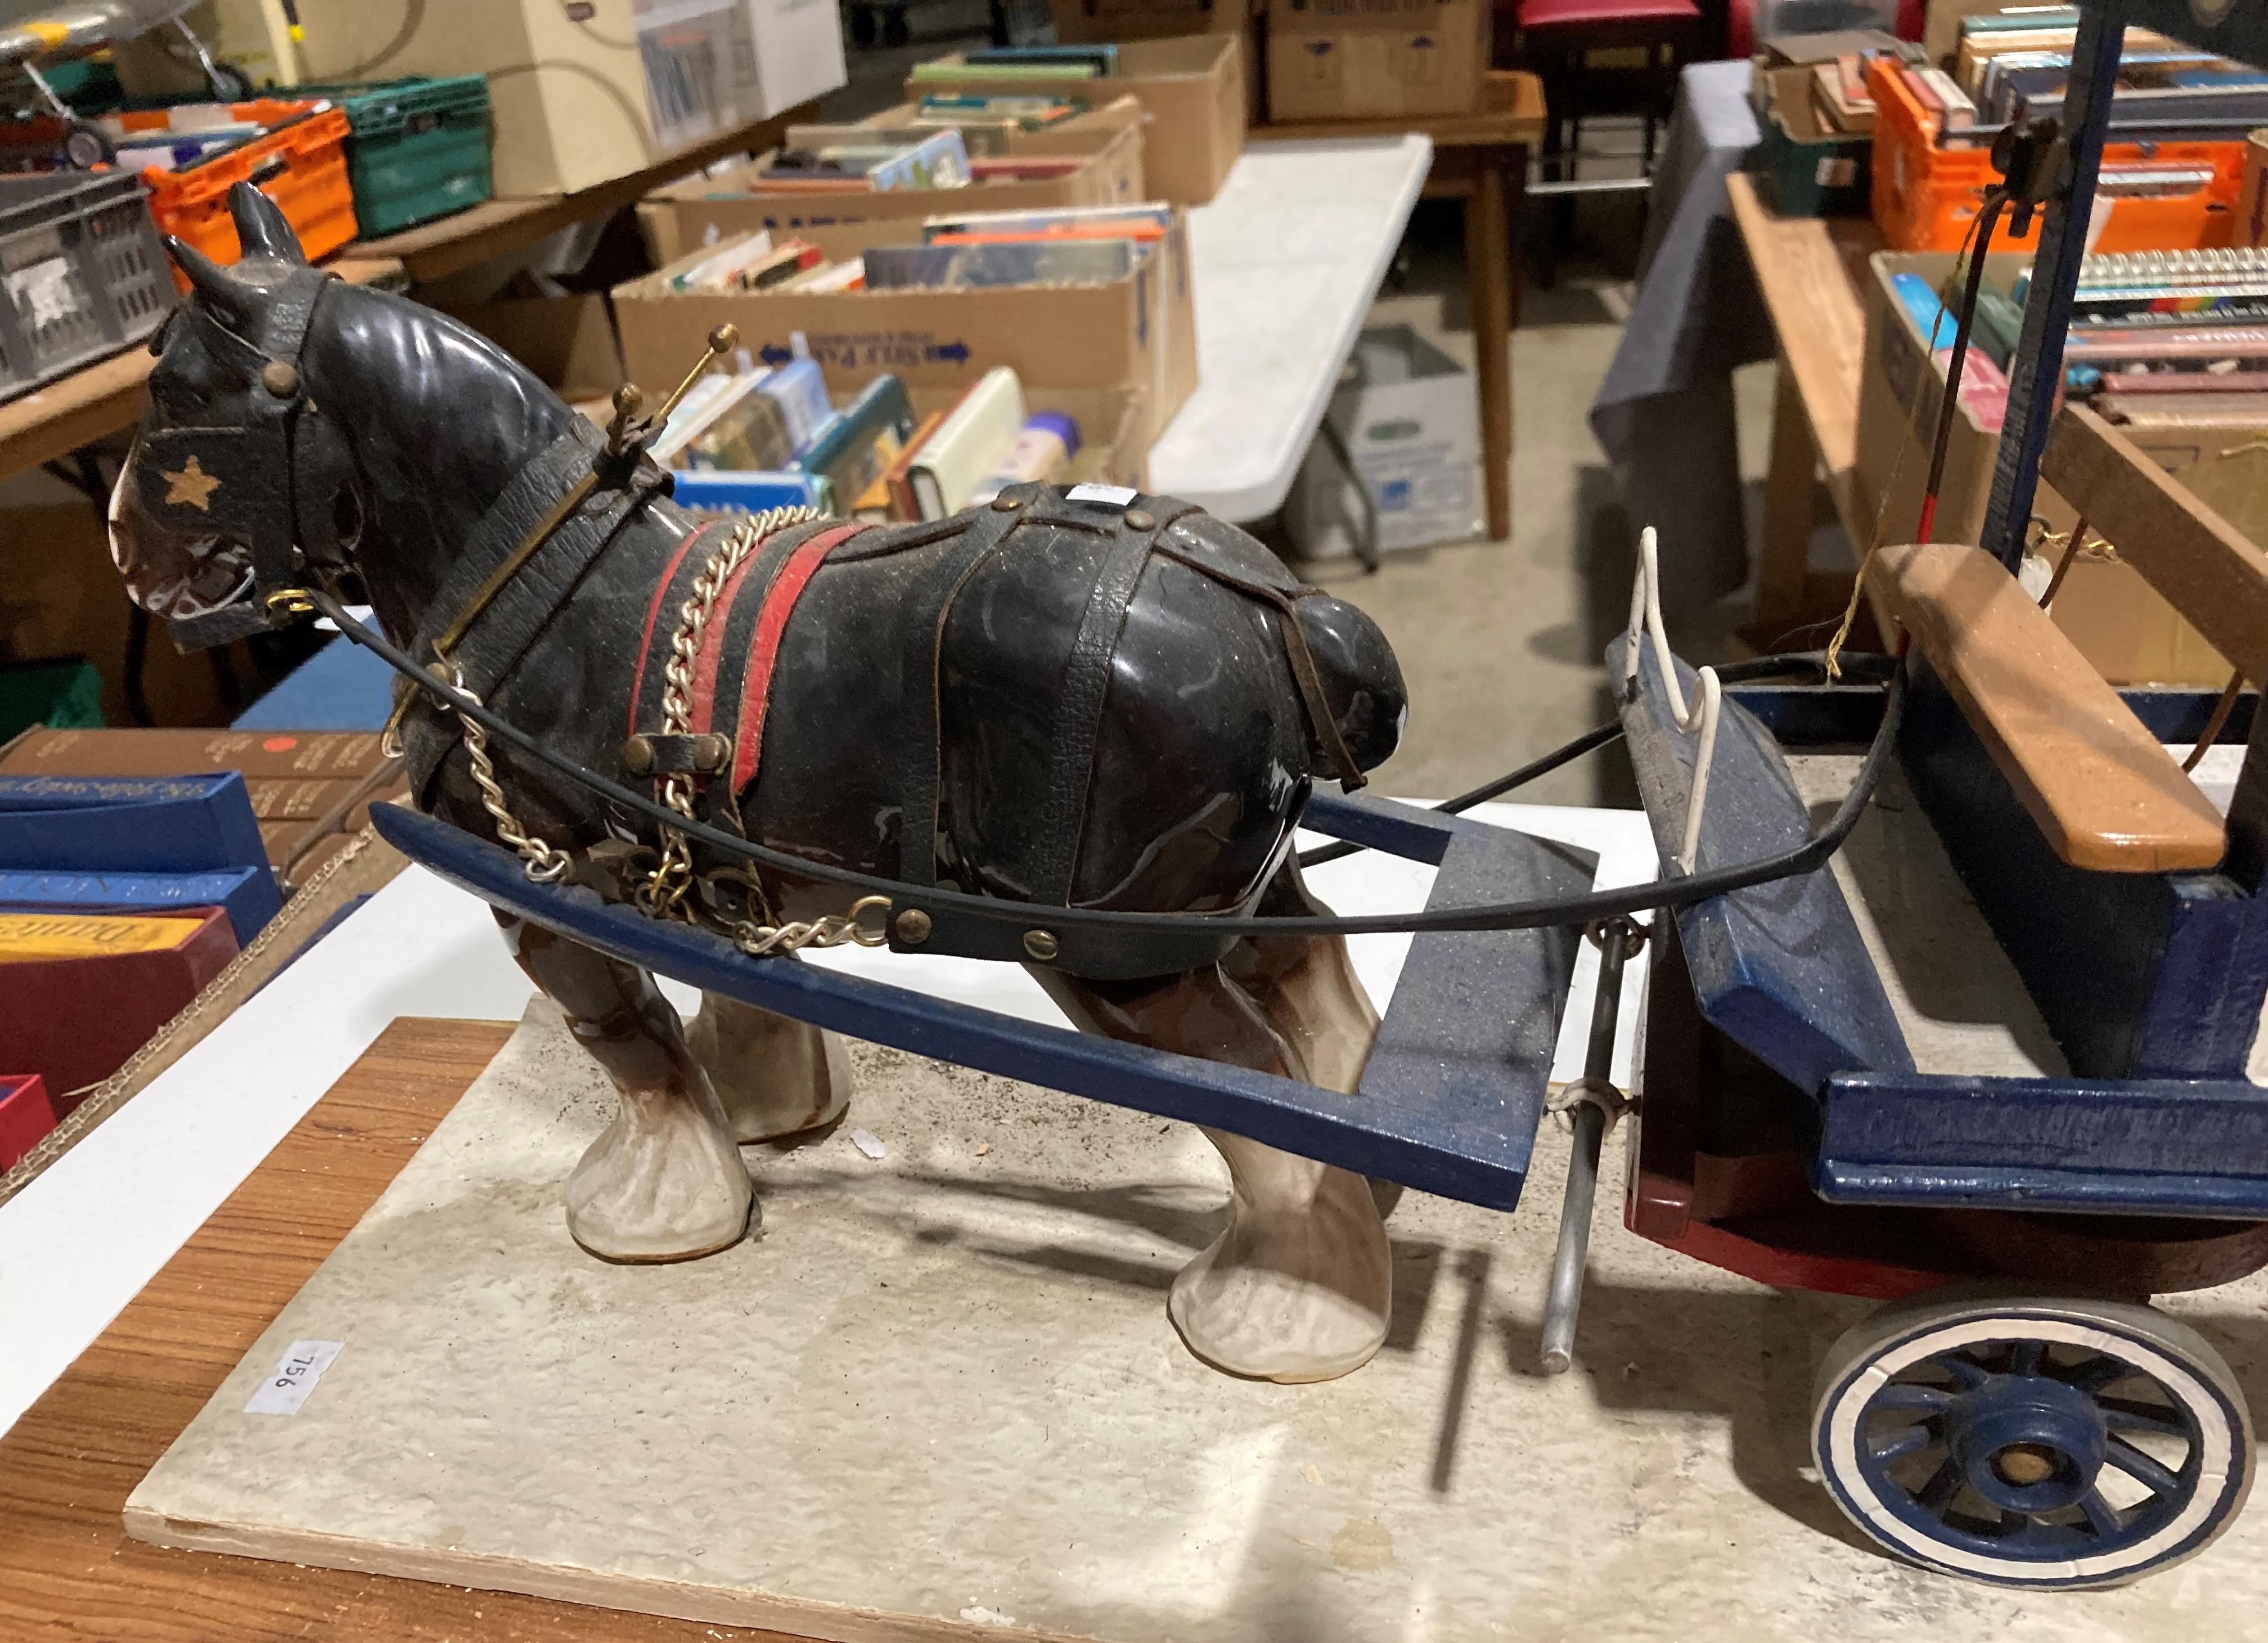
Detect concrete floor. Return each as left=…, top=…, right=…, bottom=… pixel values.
left=1280, top=197, right=1776, bottom=811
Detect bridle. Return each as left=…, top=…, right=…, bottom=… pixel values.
left=135, top=285, right=1907, bottom=978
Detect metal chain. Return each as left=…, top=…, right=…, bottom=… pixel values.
left=637, top=506, right=820, bottom=919
left=731, top=894, right=894, bottom=956
left=452, top=665, right=573, bottom=884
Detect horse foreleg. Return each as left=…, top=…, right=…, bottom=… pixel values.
left=687, top=979, right=855, bottom=1143
left=1033, top=948, right=1390, bottom=1384
left=496, top=913, right=753, bottom=1262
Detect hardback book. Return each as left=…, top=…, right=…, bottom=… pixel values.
left=881, top=410, right=950, bottom=520
left=863, top=237, right=1137, bottom=291
left=1914, top=66, right=1977, bottom=128
left=911, top=58, right=1099, bottom=84
left=906, top=367, right=1026, bottom=519
left=668, top=230, right=772, bottom=292
left=669, top=469, right=825, bottom=516
left=865, top=129, right=973, bottom=192
left=0, top=907, right=238, bottom=1113
left=1811, top=65, right=1874, bottom=136
left=0, top=728, right=399, bottom=879
left=794, top=375, right=919, bottom=515
left=965, top=411, right=1081, bottom=506
left=759, top=359, right=834, bottom=453
left=968, top=156, right=1084, bottom=182
left=784, top=256, right=866, bottom=293
left=2095, top=388, right=2268, bottom=426
left=965, top=44, right=1118, bottom=75
left=920, top=201, right=1173, bottom=242
left=677, top=373, right=799, bottom=471
left=0, top=1071, right=56, bottom=1171
left=0, top=772, right=268, bottom=879
left=0, top=864, right=278, bottom=948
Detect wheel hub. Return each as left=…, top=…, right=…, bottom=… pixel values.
left=1945, top=1374, right=2106, bottom=1514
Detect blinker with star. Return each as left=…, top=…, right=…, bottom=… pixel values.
left=163, top=455, right=221, bottom=511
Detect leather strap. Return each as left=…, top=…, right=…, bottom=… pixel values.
left=894, top=496, right=1033, bottom=885
left=1151, top=538, right=1366, bottom=790
left=626, top=520, right=723, bottom=738
left=732, top=523, right=869, bottom=791
left=1024, top=501, right=1199, bottom=905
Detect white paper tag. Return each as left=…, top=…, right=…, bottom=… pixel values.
left=1066, top=482, right=1138, bottom=506
left=244, top=1339, right=343, bottom=1415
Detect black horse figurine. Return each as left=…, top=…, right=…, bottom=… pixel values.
left=109, top=186, right=1410, bottom=1383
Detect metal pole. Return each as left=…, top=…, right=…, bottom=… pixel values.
left=1977, top=0, right=2127, bottom=569
left=1539, top=918, right=1634, bottom=1375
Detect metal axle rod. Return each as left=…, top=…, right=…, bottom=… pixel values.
left=1540, top=917, right=1637, bottom=1374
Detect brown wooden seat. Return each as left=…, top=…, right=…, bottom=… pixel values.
left=1875, top=540, right=2227, bottom=874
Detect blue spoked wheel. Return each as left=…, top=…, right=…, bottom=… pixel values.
left=1812, top=1289, right=2253, bottom=1588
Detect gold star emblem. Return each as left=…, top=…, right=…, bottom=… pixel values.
left=162, top=454, right=221, bottom=512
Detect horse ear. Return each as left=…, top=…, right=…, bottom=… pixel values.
left=228, top=182, right=305, bottom=265
left=166, top=235, right=242, bottom=310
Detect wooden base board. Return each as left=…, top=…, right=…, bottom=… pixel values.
left=0, top=1016, right=802, bottom=1643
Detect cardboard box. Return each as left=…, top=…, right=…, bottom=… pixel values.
left=1264, top=0, right=1487, bottom=121
left=613, top=215, right=1199, bottom=451
left=265, top=0, right=844, bottom=196
left=1284, top=325, right=1482, bottom=559
left=635, top=103, right=1147, bottom=261
left=1852, top=249, right=2264, bottom=686
left=908, top=35, right=1245, bottom=206
left=2240, top=128, right=2268, bottom=248
left=1048, top=0, right=1264, bottom=123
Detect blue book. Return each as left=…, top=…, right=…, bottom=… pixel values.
left=0, top=865, right=279, bottom=948
left=669, top=469, right=825, bottom=516
left=758, top=359, right=833, bottom=452
left=0, top=772, right=269, bottom=878
left=1892, top=272, right=1959, bottom=350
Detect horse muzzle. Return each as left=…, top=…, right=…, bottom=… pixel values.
left=108, top=438, right=256, bottom=624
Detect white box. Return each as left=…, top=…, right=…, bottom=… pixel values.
left=1285, top=325, right=1483, bottom=560
left=730, top=0, right=849, bottom=120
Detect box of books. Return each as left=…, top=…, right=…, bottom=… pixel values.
left=635, top=103, right=1146, bottom=263
left=1852, top=247, right=2268, bottom=686
left=1263, top=0, right=1487, bottom=122
left=908, top=35, right=1246, bottom=205
left=613, top=203, right=1199, bottom=452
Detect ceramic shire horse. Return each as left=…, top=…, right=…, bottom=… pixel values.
left=110, top=187, right=1410, bottom=1383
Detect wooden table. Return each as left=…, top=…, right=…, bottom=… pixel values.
left=343, top=102, right=817, bottom=285
left=1722, top=172, right=1886, bottom=636
left=1254, top=72, right=1547, bottom=543
left=0, top=1016, right=809, bottom=1642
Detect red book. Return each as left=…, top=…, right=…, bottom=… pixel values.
left=0, top=1073, right=56, bottom=1169
left=0, top=907, right=238, bottom=1112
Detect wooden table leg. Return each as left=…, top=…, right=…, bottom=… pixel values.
left=1507, top=141, right=1528, bottom=331
left=1756, top=354, right=1818, bottom=628
left=1469, top=153, right=1514, bottom=542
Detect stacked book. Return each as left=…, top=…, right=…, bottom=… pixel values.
left=1924, top=6, right=2268, bottom=144
left=0, top=727, right=404, bottom=889
left=0, top=767, right=276, bottom=1120
left=2019, top=247, right=2268, bottom=425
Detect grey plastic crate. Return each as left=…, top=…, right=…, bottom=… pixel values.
left=0, top=170, right=176, bottom=402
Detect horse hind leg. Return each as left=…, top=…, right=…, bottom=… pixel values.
left=1034, top=927, right=1390, bottom=1385
left=686, top=980, right=855, bottom=1144
left=496, top=913, right=752, bottom=1262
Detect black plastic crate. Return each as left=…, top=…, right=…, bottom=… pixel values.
left=0, top=170, right=175, bottom=402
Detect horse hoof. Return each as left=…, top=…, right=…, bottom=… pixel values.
left=1167, top=1249, right=1390, bottom=1383
left=692, top=1006, right=857, bottom=1144
left=563, top=1093, right=755, bottom=1262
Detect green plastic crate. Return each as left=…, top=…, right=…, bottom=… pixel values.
left=0, top=657, right=103, bottom=741
left=295, top=76, right=493, bottom=237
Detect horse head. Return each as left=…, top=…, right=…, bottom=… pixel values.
left=110, top=182, right=574, bottom=648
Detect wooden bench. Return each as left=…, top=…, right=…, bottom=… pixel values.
left=1874, top=539, right=2227, bottom=874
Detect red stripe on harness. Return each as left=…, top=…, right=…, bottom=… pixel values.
left=626, top=521, right=718, bottom=740
left=685, top=541, right=770, bottom=735
left=733, top=524, right=870, bottom=791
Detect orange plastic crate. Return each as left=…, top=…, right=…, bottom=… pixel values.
left=111, top=99, right=359, bottom=282
left=1868, top=58, right=2246, bottom=254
